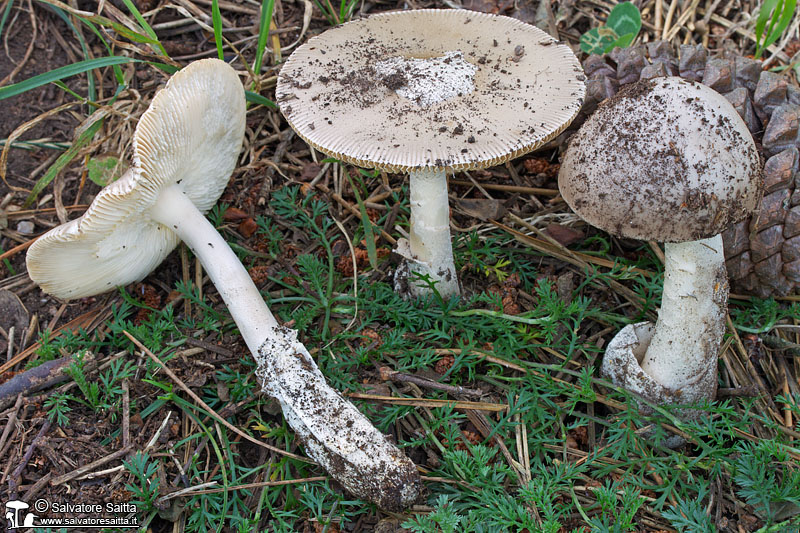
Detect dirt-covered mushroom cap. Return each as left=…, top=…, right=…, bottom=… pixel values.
left=276, top=9, right=585, bottom=173
left=26, top=59, right=246, bottom=299
left=559, top=76, right=762, bottom=243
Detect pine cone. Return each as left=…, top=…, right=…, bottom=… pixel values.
left=575, top=43, right=800, bottom=297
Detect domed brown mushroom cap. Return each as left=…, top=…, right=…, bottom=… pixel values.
left=559, top=76, right=762, bottom=242
left=26, top=59, right=246, bottom=299
left=276, top=9, right=585, bottom=172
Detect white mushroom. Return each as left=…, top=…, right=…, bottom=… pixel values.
left=276, top=9, right=585, bottom=299
left=26, top=59, right=419, bottom=510
left=558, top=77, right=762, bottom=431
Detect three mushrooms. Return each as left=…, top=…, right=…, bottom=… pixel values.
left=23, top=7, right=763, bottom=512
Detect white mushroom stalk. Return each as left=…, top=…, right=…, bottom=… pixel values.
left=395, top=168, right=460, bottom=298
left=559, top=77, right=762, bottom=437
left=150, top=185, right=279, bottom=353
left=149, top=185, right=419, bottom=510
left=276, top=9, right=585, bottom=300
left=638, top=236, right=728, bottom=390
left=25, top=59, right=419, bottom=510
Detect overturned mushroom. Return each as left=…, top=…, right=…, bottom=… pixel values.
left=26, top=59, right=419, bottom=510
left=276, top=9, right=585, bottom=299
left=559, top=77, right=761, bottom=437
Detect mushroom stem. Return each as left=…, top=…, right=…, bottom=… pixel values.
left=639, top=235, right=728, bottom=391
left=149, top=185, right=278, bottom=354
left=401, top=168, right=460, bottom=299
left=148, top=185, right=420, bottom=510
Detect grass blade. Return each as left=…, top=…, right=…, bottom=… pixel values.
left=0, top=56, right=139, bottom=101
left=0, top=245, right=16, bottom=274
left=0, top=139, right=70, bottom=150
left=120, top=0, right=157, bottom=39
left=340, top=0, right=357, bottom=23
left=52, top=80, right=100, bottom=108
left=346, top=173, right=378, bottom=269
left=119, top=0, right=168, bottom=57
left=756, top=0, right=780, bottom=46
left=245, top=90, right=277, bottom=109
left=0, top=0, right=14, bottom=39
left=766, top=0, right=797, bottom=48
left=253, top=0, right=276, bottom=75
left=107, top=20, right=163, bottom=48
left=47, top=5, right=97, bottom=102
left=24, top=117, right=105, bottom=207
left=212, top=0, right=224, bottom=60
left=75, top=17, right=126, bottom=86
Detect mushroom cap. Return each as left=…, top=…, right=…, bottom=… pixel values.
left=26, top=59, right=246, bottom=299
left=559, top=76, right=762, bottom=242
left=276, top=9, right=585, bottom=172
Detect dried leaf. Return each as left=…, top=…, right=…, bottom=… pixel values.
left=238, top=218, right=258, bottom=238
left=545, top=223, right=584, bottom=247
left=223, top=206, right=249, bottom=222
left=453, top=197, right=506, bottom=221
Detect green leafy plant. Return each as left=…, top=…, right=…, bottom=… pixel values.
left=97, top=358, right=137, bottom=421
left=298, top=480, right=369, bottom=526
left=66, top=351, right=102, bottom=409
left=730, top=297, right=800, bottom=333
left=481, top=257, right=512, bottom=282
left=580, top=2, right=642, bottom=54
left=584, top=480, right=644, bottom=532
left=123, top=452, right=161, bottom=512
left=404, top=494, right=463, bottom=533
left=732, top=440, right=800, bottom=524
left=63, top=347, right=135, bottom=419
left=268, top=186, right=354, bottom=337
left=346, top=169, right=379, bottom=269
left=754, top=0, right=798, bottom=59
left=518, top=460, right=587, bottom=532
left=44, top=392, right=75, bottom=427
left=662, top=480, right=716, bottom=532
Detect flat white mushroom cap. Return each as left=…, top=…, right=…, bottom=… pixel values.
left=26, top=59, right=246, bottom=299
left=559, top=77, right=762, bottom=242
left=277, top=9, right=585, bottom=172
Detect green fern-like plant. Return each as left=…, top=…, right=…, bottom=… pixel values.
left=732, top=440, right=800, bottom=524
